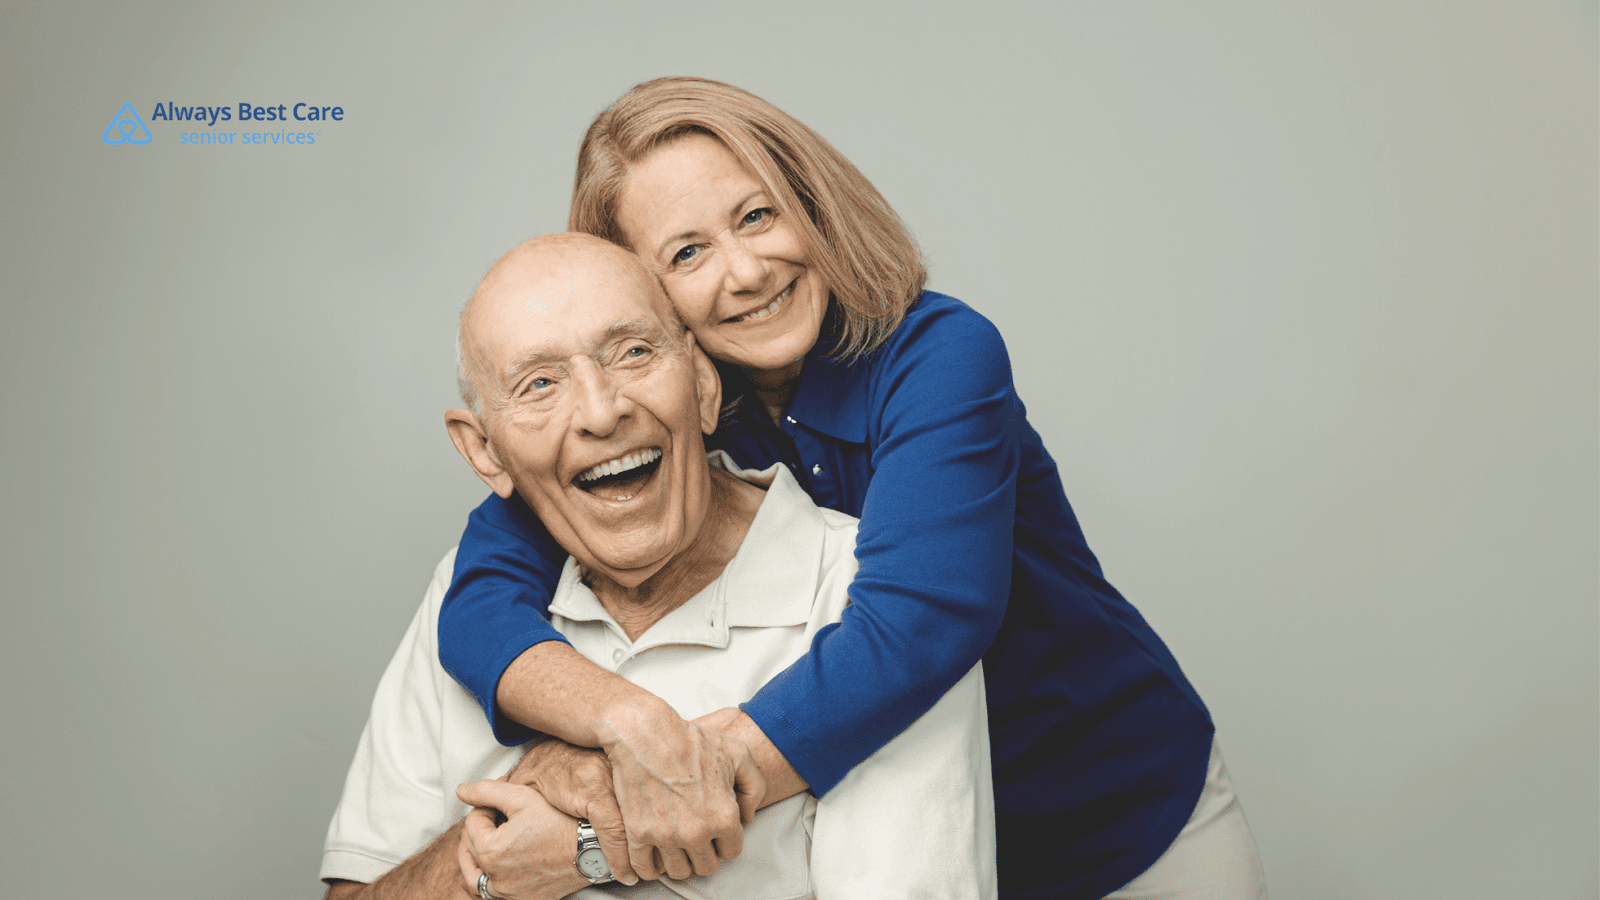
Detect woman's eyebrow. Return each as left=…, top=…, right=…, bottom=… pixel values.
left=652, top=190, right=767, bottom=260
left=725, top=189, right=764, bottom=220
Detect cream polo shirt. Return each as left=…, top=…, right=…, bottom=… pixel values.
left=322, top=459, right=996, bottom=900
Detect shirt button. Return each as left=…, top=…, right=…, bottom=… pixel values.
left=812, top=463, right=825, bottom=475
left=785, top=415, right=796, bottom=424
left=611, top=648, right=623, bottom=663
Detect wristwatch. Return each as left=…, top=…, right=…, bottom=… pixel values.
left=574, top=818, right=615, bottom=884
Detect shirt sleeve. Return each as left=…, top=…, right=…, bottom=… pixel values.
left=437, top=491, right=574, bottom=745
left=322, top=555, right=461, bottom=884
left=742, top=302, right=1021, bottom=794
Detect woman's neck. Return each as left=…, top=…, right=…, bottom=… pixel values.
left=747, top=360, right=804, bottom=426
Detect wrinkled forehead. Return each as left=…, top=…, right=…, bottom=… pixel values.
left=467, top=240, right=681, bottom=381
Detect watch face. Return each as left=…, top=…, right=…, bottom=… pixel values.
left=577, top=847, right=610, bottom=879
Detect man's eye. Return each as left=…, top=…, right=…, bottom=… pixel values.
left=624, top=346, right=650, bottom=359
left=742, top=207, right=772, bottom=226
left=530, top=377, right=553, bottom=391
left=671, top=245, right=698, bottom=265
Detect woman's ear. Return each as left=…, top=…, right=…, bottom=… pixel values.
left=445, top=409, right=516, bottom=498
left=686, top=332, right=723, bottom=436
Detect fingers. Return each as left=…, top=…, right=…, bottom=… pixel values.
left=658, top=846, right=697, bottom=881
left=585, top=795, right=639, bottom=885
left=456, top=821, right=486, bottom=897
left=683, top=840, right=720, bottom=879
left=732, top=754, right=766, bottom=826
left=461, top=805, right=501, bottom=853
left=626, top=810, right=742, bottom=880
left=628, top=836, right=662, bottom=883
left=456, top=779, right=531, bottom=817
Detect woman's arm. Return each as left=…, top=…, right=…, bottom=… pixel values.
left=740, top=298, right=1021, bottom=796
left=436, top=493, right=576, bottom=745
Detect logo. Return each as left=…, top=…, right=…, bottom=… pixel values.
left=102, top=103, right=153, bottom=145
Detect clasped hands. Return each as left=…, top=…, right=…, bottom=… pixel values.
left=456, top=707, right=768, bottom=899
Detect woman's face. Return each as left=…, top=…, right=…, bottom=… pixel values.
left=615, top=133, right=829, bottom=384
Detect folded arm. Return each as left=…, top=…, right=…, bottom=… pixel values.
left=440, top=499, right=794, bottom=881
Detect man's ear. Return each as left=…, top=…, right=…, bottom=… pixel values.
left=686, top=332, right=723, bottom=436
left=445, top=409, right=516, bottom=498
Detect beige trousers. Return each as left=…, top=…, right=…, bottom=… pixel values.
left=1103, top=741, right=1268, bottom=900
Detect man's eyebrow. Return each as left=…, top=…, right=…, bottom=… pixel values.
left=500, top=316, right=675, bottom=384
left=599, top=316, right=676, bottom=347
left=501, top=346, right=560, bottom=385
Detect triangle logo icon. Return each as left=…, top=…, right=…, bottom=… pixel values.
left=102, top=103, right=153, bottom=145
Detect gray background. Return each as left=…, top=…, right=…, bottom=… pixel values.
left=1, top=2, right=1594, bottom=898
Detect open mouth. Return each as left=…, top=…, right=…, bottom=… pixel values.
left=725, top=280, right=795, bottom=324
left=574, top=448, right=663, bottom=502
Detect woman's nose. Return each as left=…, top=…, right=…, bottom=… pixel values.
left=721, top=239, right=770, bottom=294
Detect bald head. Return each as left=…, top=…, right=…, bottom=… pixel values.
left=458, top=233, right=681, bottom=418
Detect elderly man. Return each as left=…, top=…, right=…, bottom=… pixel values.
left=320, top=234, right=994, bottom=899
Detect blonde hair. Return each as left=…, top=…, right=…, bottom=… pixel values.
left=569, top=76, right=926, bottom=362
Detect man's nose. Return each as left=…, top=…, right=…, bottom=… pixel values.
left=721, top=238, right=770, bottom=294
left=570, top=360, right=629, bottom=437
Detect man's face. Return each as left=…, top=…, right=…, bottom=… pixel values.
left=455, top=240, right=720, bottom=587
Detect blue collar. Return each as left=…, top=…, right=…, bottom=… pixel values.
left=782, top=338, right=871, bottom=443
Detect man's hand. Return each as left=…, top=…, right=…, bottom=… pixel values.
left=506, top=739, right=637, bottom=885
left=598, top=705, right=765, bottom=882
left=455, top=780, right=590, bottom=900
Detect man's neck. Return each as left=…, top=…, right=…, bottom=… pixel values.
left=586, top=467, right=766, bottom=641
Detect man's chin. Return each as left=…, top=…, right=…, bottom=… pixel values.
left=569, top=529, right=684, bottom=589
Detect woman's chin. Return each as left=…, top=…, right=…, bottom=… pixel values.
left=710, top=327, right=817, bottom=384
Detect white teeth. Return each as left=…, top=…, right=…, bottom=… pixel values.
left=731, top=283, right=792, bottom=323
left=575, top=448, right=662, bottom=484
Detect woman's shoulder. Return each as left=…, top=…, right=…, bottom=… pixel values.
left=870, top=290, right=1010, bottom=374
left=900, top=290, right=996, bottom=330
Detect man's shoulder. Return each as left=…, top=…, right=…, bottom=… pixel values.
left=813, top=506, right=860, bottom=559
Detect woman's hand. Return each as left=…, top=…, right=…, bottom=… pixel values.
left=456, top=779, right=591, bottom=900
left=600, top=712, right=764, bottom=881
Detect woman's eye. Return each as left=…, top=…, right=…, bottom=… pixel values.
left=624, top=346, right=650, bottom=359
left=530, top=377, right=553, bottom=391
left=742, top=207, right=772, bottom=226
left=671, top=245, right=698, bottom=265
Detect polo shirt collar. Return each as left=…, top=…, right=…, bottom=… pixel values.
left=548, top=456, right=828, bottom=650
left=782, top=338, right=870, bottom=443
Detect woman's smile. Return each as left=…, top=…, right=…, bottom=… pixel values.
left=724, top=279, right=794, bottom=324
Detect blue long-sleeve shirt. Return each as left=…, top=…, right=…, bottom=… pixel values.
left=439, top=292, right=1214, bottom=899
